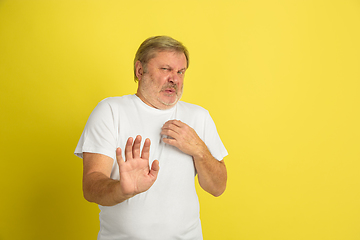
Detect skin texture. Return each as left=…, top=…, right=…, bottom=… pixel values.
left=83, top=136, right=159, bottom=206
left=135, top=51, right=186, bottom=110
left=161, top=119, right=227, bottom=197
left=82, top=50, right=227, bottom=206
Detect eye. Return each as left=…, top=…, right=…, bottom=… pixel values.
left=177, top=70, right=185, bottom=75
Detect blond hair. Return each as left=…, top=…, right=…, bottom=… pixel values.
left=133, top=36, right=189, bottom=82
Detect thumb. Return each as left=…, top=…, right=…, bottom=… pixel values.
left=116, top=147, right=124, bottom=166
left=150, top=160, right=160, bottom=178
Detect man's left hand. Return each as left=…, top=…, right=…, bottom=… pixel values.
left=161, top=119, right=227, bottom=197
left=161, top=120, right=206, bottom=157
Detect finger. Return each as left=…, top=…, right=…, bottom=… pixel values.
left=161, top=130, right=176, bottom=141
left=141, top=138, right=151, bottom=160
left=116, top=147, right=124, bottom=166
left=166, top=120, right=184, bottom=130
left=149, top=160, right=160, bottom=178
left=168, top=119, right=183, bottom=127
left=125, top=137, right=133, bottom=160
left=161, top=124, right=180, bottom=139
left=132, top=135, right=142, bottom=158
left=163, top=120, right=179, bottom=128
left=162, top=137, right=177, bottom=147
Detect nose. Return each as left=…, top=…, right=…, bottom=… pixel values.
left=168, top=71, right=180, bottom=84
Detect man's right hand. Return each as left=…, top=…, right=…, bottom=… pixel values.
left=116, top=135, right=160, bottom=200
left=82, top=135, right=159, bottom=206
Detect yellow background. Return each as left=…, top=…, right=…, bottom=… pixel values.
left=1, top=0, right=359, bottom=239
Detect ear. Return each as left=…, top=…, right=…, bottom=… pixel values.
left=135, top=61, right=144, bottom=81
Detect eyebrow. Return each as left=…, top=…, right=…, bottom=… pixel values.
left=161, top=65, right=187, bottom=72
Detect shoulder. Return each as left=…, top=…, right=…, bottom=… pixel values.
left=176, top=101, right=213, bottom=128
left=95, top=95, right=137, bottom=110
left=98, top=95, right=134, bottom=106
left=177, top=101, right=210, bottom=117
left=89, top=95, right=135, bottom=119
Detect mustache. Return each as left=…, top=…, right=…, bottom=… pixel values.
left=161, top=84, right=178, bottom=91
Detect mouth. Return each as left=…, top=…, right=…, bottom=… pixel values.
left=164, top=88, right=176, bottom=94
left=161, top=84, right=178, bottom=95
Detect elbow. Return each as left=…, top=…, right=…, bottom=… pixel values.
left=83, top=187, right=94, bottom=203
left=212, top=172, right=227, bottom=197
left=199, top=173, right=227, bottom=197
left=201, top=181, right=227, bottom=197
left=211, top=184, right=226, bottom=197
left=211, top=161, right=227, bottom=197
left=213, top=191, right=225, bottom=197
left=82, top=180, right=97, bottom=203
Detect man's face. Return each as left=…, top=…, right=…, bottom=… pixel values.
left=136, top=51, right=187, bottom=110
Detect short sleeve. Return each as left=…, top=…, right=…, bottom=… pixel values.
left=203, top=112, right=228, bottom=161
left=74, top=99, right=117, bottom=160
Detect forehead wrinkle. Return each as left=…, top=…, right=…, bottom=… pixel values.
left=155, top=50, right=186, bottom=63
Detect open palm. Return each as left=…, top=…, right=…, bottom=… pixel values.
left=116, top=135, right=159, bottom=198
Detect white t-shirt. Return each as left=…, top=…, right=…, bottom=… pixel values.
left=75, top=95, right=228, bottom=240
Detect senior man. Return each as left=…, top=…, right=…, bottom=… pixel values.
left=75, top=36, right=227, bottom=240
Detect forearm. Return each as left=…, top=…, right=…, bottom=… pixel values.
left=83, top=172, right=130, bottom=206
left=193, top=148, right=227, bottom=197
left=160, top=120, right=227, bottom=196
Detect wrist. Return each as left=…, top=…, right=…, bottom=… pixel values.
left=113, top=181, right=131, bottom=204
left=192, top=144, right=211, bottom=162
